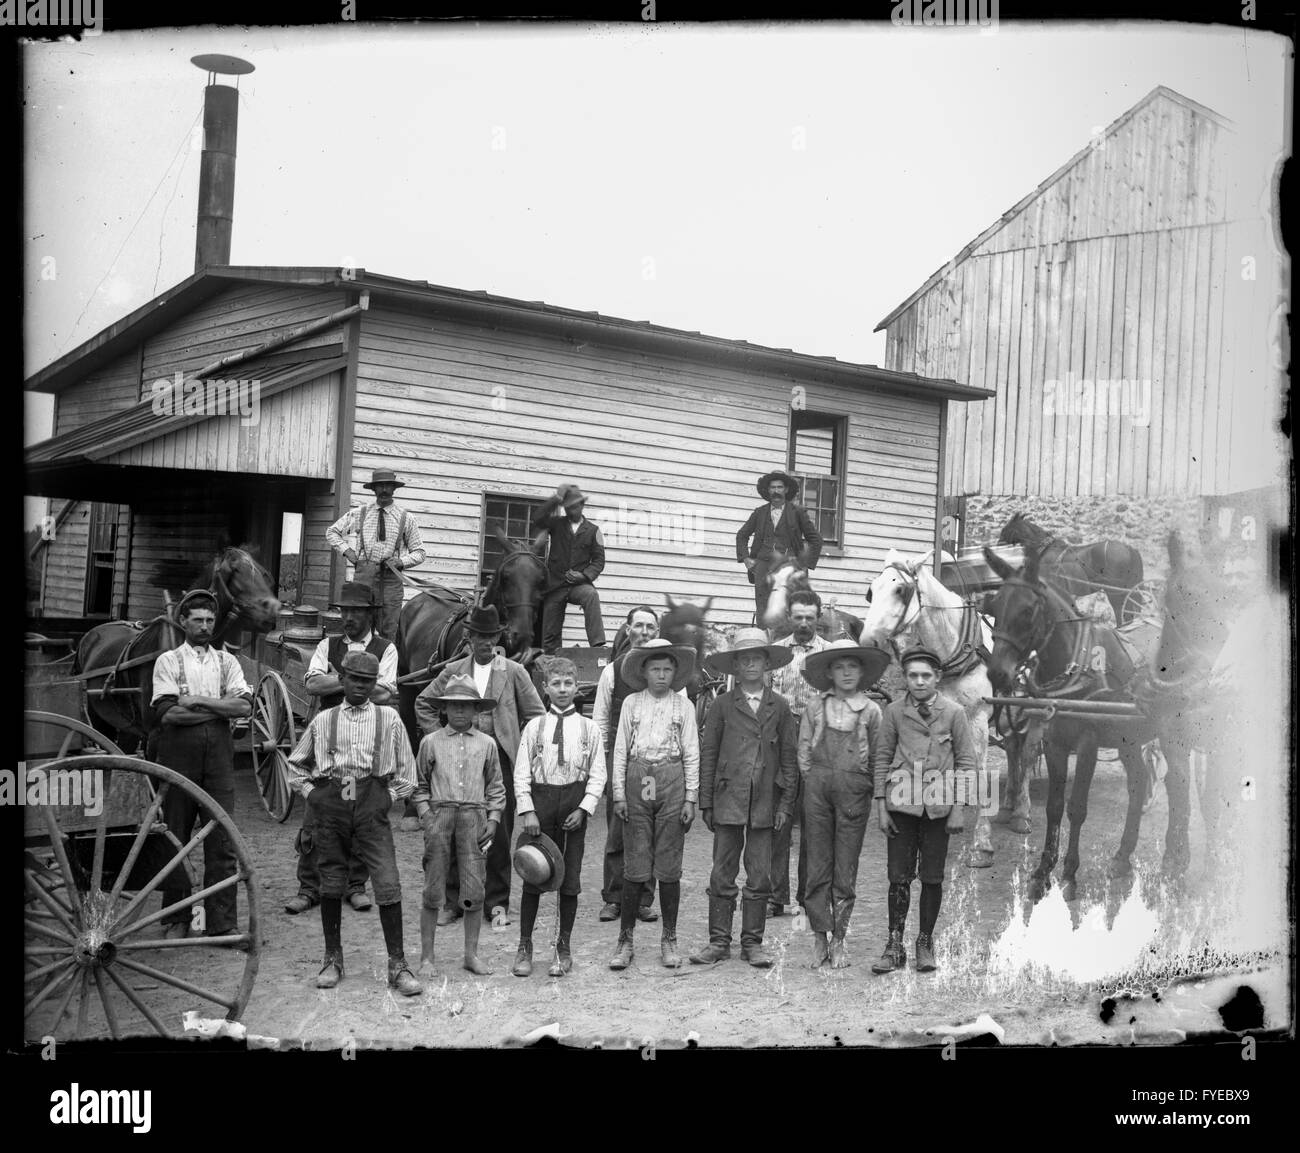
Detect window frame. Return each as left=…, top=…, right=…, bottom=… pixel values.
left=477, top=491, right=551, bottom=594
left=787, top=410, right=848, bottom=550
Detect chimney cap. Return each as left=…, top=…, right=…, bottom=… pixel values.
left=191, top=54, right=255, bottom=76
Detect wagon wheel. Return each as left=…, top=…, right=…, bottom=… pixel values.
left=251, top=671, right=297, bottom=823
left=1120, top=579, right=1165, bottom=625
left=23, top=748, right=260, bottom=1042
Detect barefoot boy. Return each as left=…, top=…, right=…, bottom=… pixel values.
left=414, top=675, right=505, bottom=976
left=512, top=658, right=606, bottom=977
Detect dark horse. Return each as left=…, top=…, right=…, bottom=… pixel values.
left=73, top=545, right=281, bottom=751
left=998, top=512, right=1145, bottom=622
left=394, top=531, right=547, bottom=747
left=983, top=540, right=1191, bottom=902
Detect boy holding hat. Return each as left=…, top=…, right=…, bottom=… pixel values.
left=511, top=657, right=606, bottom=977
left=413, top=674, right=506, bottom=976
left=735, top=469, right=823, bottom=619
left=871, top=646, right=973, bottom=975
left=609, top=639, right=700, bottom=969
left=798, top=638, right=890, bottom=968
left=326, top=467, right=426, bottom=638
left=691, top=629, right=798, bottom=967
left=284, top=650, right=423, bottom=995
left=286, top=580, right=398, bottom=916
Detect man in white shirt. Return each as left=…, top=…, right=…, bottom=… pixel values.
left=326, top=467, right=427, bottom=638
left=150, top=591, right=252, bottom=942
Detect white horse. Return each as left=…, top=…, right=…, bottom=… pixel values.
left=861, top=548, right=1030, bottom=868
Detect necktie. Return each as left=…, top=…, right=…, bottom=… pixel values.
left=377, top=506, right=386, bottom=541
left=551, top=706, right=576, bottom=764
left=916, top=699, right=932, bottom=719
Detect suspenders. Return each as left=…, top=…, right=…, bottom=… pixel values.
left=357, top=504, right=407, bottom=560
left=324, top=705, right=386, bottom=780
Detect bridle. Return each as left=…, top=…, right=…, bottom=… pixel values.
left=989, top=574, right=1093, bottom=696
left=493, top=550, right=544, bottom=616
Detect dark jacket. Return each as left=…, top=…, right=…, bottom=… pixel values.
left=735, top=501, right=823, bottom=569
left=699, top=686, right=799, bottom=828
left=532, top=501, right=606, bottom=591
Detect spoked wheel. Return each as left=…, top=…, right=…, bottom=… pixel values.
left=1120, top=579, right=1165, bottom=625
left=23, top=739, right=260, bottom=1041
left=251, top=671, right=297, bottom=823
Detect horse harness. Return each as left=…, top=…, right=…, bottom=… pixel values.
left=882, top=561, right=990, bottom=681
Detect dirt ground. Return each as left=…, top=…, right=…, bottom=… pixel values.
left=30, top=744, right=1286, bottom=1050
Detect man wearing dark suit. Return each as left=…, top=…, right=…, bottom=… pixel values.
left=533, top=482, right=607, bottom=654
left=735, top=470, right=824, bottom=620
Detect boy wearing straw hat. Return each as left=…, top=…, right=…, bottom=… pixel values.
left=798, top=638, right=890, bottom=969
left=413, top=675, right=506, bottom=976
left=691, top=628, right=798, bottom=968
left=511, top=657, right=606, bottom=977
left=609, top=639, right=700, bottom=969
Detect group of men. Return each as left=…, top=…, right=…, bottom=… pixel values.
left=147, top=462, right=953, bottom=993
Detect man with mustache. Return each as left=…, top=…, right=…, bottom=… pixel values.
left=735, top=470, right=823, bottom=621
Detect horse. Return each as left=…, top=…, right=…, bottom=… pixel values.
left=394, top=530, right=547, bottom=749
left=73, top=545, right=281, bottom=751
left=861, top=548, right=1001, bottom=868
left=998, top=512, right=1145, bottom=622
left=763, top=554, right=864, bottom=642
left=982, top=541, right=1188, bottom=901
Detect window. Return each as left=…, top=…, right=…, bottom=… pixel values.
left=84, top=502, right=121, bottom=617
left=479, top=493, right=550, bottom=591
left=788, top=411, right=847, bottom=547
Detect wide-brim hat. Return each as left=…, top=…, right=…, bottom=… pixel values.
left=802, top=638, right=892, bottom=692
left=331, top=581, right=375, bottom=609
left=556, top=482, right=588, bottom=509
left=704, top=627, right=794, bottom=676
left=899, top=646, right=944, bottom=672
left=428, top=673, right=496, bottom=710
left=622, top=639, right=696, bottom=692
left=512, top=830, right=565, bottom=892
left=363, top=468, right=405, bottom=490
left=464, top=604, right=503, bottom=635
left=339, top=650, right=381, bottom=680
left=756, top=470, right=800, bottom=500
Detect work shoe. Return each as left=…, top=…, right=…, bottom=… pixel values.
left=548, top=933, right=572, bottom=977
left=436, top=905, right=461, bottom=927
left=690, top=894, right=736, bottom=964
left=915, top=933, right=937, bottom=973
left=636, top=905, right=659, bottom=923
left=388, top=961, right=424, bottom=997
left=284, top=894, right=316, bottom=915
left=347, top=892, right=372, bottom=912
left=660, top=934, right=682, bottom=968
left=829, top=935, right=850, bottom=969
left=316, top=954, right=344, bottom=989
left=608, top=932, right=635, bottom=970
left=598, top=902, right=620, bottom=922
left=400, top=815, right=421, bottom=832
left=512, top=940, right=534, bottom=977
left=767, top=901, right=785, bottom=918
left=871, top=930, right=907, bottom=975
left=741, top=941, right=773, bottom=968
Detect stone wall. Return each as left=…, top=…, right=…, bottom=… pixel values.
left=962, top=493, right=1206, bottom=579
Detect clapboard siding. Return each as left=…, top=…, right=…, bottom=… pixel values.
left=104, top=370, right=340, bottom=478
left=300, top=486, right=338, bottom=608
left=353, top=306, right=940, bottom=639
left=881, top=89, right=1276, bottom=499
left=53, top=351, right=141, bottom=435
left=41, top=500, right=90, bottom=616
left=124, top=491, right=231, bottom=620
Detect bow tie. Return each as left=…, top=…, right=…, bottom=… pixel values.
left=551, top=706, right=576, bottom=761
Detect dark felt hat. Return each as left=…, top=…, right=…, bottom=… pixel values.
left=362, top=468, right=405, bottom=490
left=756, top=470, right=801, bottom=500
left=464, top=604, right=503, bottom=635
left=331, top=581, right=375, bottom=609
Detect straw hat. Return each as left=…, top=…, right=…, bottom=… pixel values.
left=801, top=638, right=892, bottom=692
left=427, top=673, right=496, bottom=710
left=704, top=627, right=793, bottom=677
left=512, top=831, right=565, bottom=893
left=621, top=638, right=696, bottom=692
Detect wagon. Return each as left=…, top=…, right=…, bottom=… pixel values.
left=239, top=632, right=320, bottom=824
left=23, top=657, right=261, bottom=1041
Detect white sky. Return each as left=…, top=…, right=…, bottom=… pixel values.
left=22, top=22, right=1290, bottom=525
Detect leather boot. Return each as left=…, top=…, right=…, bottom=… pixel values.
left=512, top=939, right=533, bottom=977
left=609, top=930, right=635, bottom=970
left=660, top=932, right=682, bottom=968
left=915, top=932, right=937, bottom=973
left=871, top=929, right=907, bottom=974
left=689, top=896, right=734, bottom=965
left=548, top=933, right=572, bottom=977
left=739, top=898, right=772, bottom=968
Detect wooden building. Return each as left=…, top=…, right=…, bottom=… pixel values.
left=876, top=86, right=1286, bottom=506
left=26, top=267, right=991, bottom=638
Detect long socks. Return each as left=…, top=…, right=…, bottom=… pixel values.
left=620, top=881, right=643, bottom=934
left=887, top=883, right=910, bottom=934
left=659, top=881, right=680, bottom=936
left=321, top=898, right=342, bottom=956
left=520, top=890, right=541, bottom=939
left=378, top=902, right=404, bottom=960
left=919, top=882, right=942, bottom=938
left=559, top=893, right=578, bottom=937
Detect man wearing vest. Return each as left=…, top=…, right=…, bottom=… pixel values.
left=285, top=582, right=399, bottom=915
left=415, top=604, right=546, bottom=928
left=326, top=468, right=427, bottom=639
left=285, top=650, right=423, bottom=996
left=590, top=605, right=676, bottom=922
left=150, top=591, right=253, bottom=942
left=735, top=469, right=824, bottom=621
left=532, top=482, right=607, bottom=654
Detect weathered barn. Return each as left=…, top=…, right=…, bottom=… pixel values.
left=25, top=266, right=991, bottom=637
left=875, top=86, right=1286, bottom=559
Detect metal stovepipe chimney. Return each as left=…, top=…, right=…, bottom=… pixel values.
left=191, top=54, right=254, bottom=272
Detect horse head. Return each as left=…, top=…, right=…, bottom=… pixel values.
left=486, top=528, right=547, bottom=654
left=763, top=552, right=809, bottom=630
left=997, top=512, right=1051, bottom=548
left=862, top=548, right=920, bottom=644
left=662, top=593, right=713, bottom=655
left=210, top=545, right=281, bottom=631
left=1149, top=531, right=1229, bottom=692
left=981, top=543, right=1066, bottom=692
